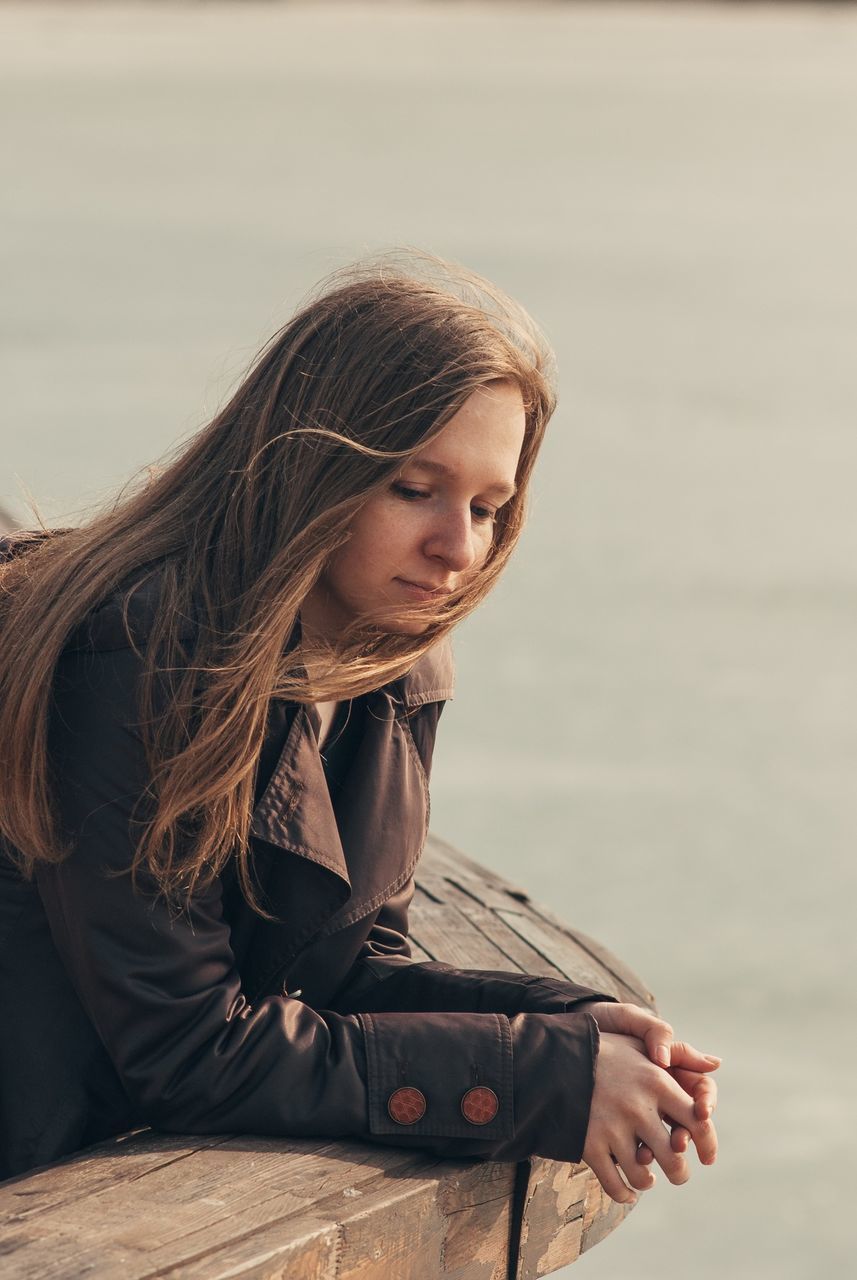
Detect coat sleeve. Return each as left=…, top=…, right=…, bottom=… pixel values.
left=38, top=645, right=602, bottom=1163
left=329, top=875, right=618, bottom=1017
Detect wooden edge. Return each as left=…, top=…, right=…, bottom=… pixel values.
left=421, top=834, right=654, bottom=1007
left=514, top=1157, right=634, bottom=1279
left=160, top=1159, right=519, bottom=1280
left=1, top=1135, right=517, bottom=1280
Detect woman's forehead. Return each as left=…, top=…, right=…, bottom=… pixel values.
left=407, top=384, right=525, bottom=491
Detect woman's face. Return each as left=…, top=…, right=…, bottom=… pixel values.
left=303, top=380, right=526, bottom=639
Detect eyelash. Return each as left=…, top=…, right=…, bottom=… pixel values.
left=391, top=483, right=497, bottom=524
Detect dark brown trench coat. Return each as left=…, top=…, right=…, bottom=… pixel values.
left=0, top=558, right=613, bottom=1181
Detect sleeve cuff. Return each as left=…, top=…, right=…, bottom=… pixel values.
left=358, top=1010, right=515, bottom=1143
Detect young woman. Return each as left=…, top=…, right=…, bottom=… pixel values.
left=0, top=256, right=719, bottom=1200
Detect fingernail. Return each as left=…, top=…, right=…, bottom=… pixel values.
left=656, top=1045, right=670, bottom=1067
left=704, top=1055, right=722, bottom=1065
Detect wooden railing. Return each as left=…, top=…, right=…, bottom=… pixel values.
left=0, top=835, right=653, bottom=1278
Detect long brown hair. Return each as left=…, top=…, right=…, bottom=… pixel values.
left=0, top=252, right=557, bottom=909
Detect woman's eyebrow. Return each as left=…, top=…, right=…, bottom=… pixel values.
left=407, top=458, right=517, bottom=499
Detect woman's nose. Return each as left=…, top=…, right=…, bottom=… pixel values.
left=424, top=508, right=478, bottom=573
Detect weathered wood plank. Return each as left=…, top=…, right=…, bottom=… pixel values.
left=418, top=870, right=530, bottom=928
left=408, top=897, right=516, bottom=971
left=407, top=937, right=434, bottom=964
left=495, top=910, right=633, bottom=1002
left=0, top=1132, right=236, bottom=1223
left=0, top=1226, right=132, bottom=1280
left=337, top=1179, right=445, bottom=1279
left=163, top=1159, right=515, bottom=1280
left=579, top=1179, right=631, bottom=1254
left=416, top=877, right=564, bottom=979
left=422, top=841, right=654, bottom=1006
left=336, top=1159, right=515, bottom=1280
left=440, top=873, right=534, bottom=917
left=437, top=1162, right=516, bottom=1280
left=159, top=1215, right=341, bottom=1280
left=531, top=912, right=655, bottom=1008
left=1, top=1140, right=436, bottom=1279
left=514, top=1158, right=634, bottom=1279
left=423, top=838, right=532, bottom=907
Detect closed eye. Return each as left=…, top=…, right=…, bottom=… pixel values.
left=391, top=482, right=431, bottom=502
left=393, top=481, right=499, bottom=525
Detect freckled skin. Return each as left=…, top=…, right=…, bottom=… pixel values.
left=302, top=381, right=526, bottom=640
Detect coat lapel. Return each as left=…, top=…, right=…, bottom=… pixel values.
left=317, top=684, right=428, bottom=934
left=251, top=703, right=350, bottom=886
left=240, top=640, right=453, bottom=1002
left=242, top=706, right=351, bottom=1000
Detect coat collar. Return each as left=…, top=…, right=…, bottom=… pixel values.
left=397, top=638, right=455, bottom=707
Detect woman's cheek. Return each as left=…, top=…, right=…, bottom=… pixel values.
left=474, top=525, right=496, bottom=566
left=350, top=499, right=407, bottom=557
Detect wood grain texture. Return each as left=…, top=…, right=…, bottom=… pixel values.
left=514, top=1157, right=635, bottom=1279
left=0, top=835, right=651, bottom=1278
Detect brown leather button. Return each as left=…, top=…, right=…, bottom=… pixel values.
left=461, top=1086, right=499, bottom=1125
left=387, top=1086, right=427, bottom=1125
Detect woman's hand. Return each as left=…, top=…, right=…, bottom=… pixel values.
left=576, top=1000, right=720, bottom=1076
left=582, top=1032, right=718, bottom=1204
left=636, top=1063, right=719, bottom=1168
left=576, top=1000, right=720, bottom=1164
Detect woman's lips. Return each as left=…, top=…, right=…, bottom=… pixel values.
left=394, top=578, right=453, bottom=601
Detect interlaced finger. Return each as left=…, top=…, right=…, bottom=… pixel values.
left=589, top=1148, right=638, bottom=1205
left=656, top=1074, right=718, bottom=1166
left=638, top=1114, right=691, bottom=1185
left=612, top=1139, right=656, bottom=1192
left=672, top=1067, right=718, bottom=1120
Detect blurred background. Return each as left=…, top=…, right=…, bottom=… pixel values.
left=2, top=2, right=855, bottom=1276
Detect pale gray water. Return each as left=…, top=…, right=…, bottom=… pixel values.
left=2, top=3, right=855, bottom=1275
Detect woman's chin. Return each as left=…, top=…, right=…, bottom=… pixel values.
left=376, top=613, right=433, bottom=637
left=370, top=606, right=437, bottom=637
left=395, top=620, right=433, bottom=637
